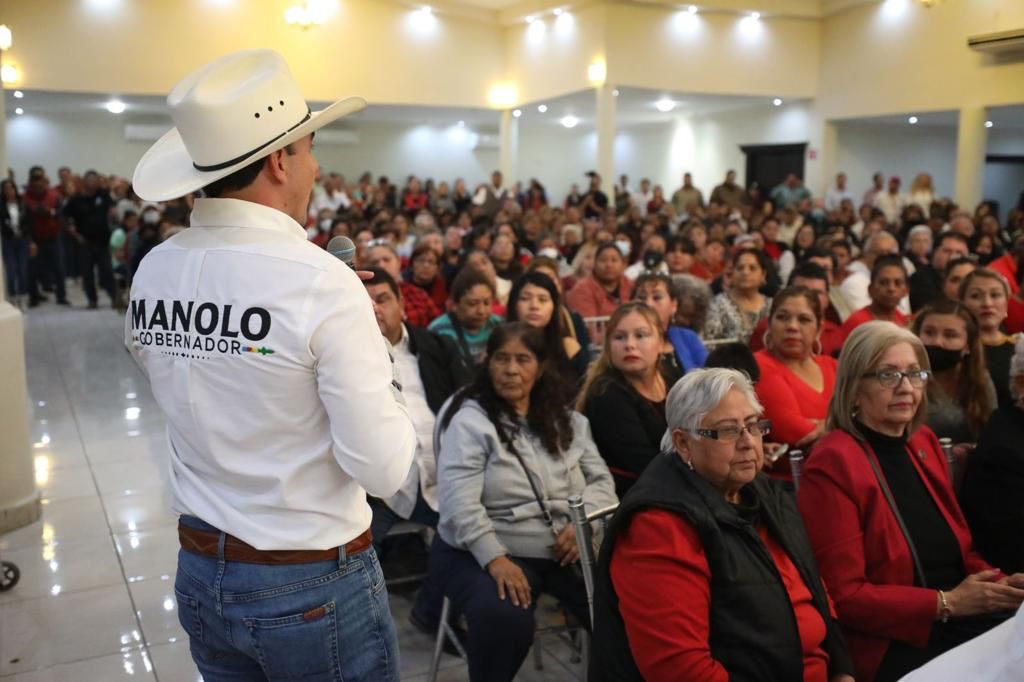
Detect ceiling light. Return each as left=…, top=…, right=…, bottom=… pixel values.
left=0, top=64, right=19, bottom=84
left=525, top=15, right=535, bottom=23
left=553, top=7, right=563, bottom=16
left=773, top=98, right=782, bottom=106
left=750, top=11, right=761, bottom=20
left=655, top=98, right=675, bottom=113
left=612, top=89, right=620, bottom=97
left=985, top=120, right=994, bottom=128
left=908, top=116, right=918, bottom=124
left=538, top=104, right=548, bottom=113
left=0, top=25, right=11, bottom=51
left=687, top=5, right=698, bottom=14
left=13, top=90, right=23, bottom=98
left=106, top=100, right=126, bottom=114
left=512, top=109, right=522, bottom=118
left=14, top=107, right=23, bottom=115
left=420, top=5, right=431, bottom=14
left=560, top=115, right=579, bottom=129
left=457, top=120, right=465, bottom=127
left=587, top=60, right=607, bottom=86
left=488, top=82, right=517, bottom=108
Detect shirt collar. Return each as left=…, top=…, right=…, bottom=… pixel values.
left=394, top=323, right=411, bottom=353
left=189, top=198, right=306, bottom=239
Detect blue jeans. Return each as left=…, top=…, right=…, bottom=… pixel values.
left=2, top=237, right=29, bottom=296
left=174, top=516, right=400, bottom=682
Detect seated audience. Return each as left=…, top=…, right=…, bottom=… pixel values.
left=633, top=273, right=707, bottom=384
left=664, top=235, right=697, bottom=275
left=690, top=238, right=726, bottom=282
left=579, top=303, right=670, bottom=496
left=433, top=323, right=617, bottom=682
left=506, top=271, right=590, bottom=383
left=524, top=255, right=591, bottom=352
left=565, top=242, right=635, bottom=321
left=428, top=267, right=503, bottom=367
left=839, top=231, right=901, bottom=312
left=591, top=368, right=855, bottom=682
left=798, top=321, right=1024, bottom=682
left=750, top=262, right=844, bottom=357
left=464, top=248, right=510, bottom=313
left=755, top=287, right=837, bottom=472
left=911, top=300, right=995, bottom=448
left=704, top=341, right=761, bottom=383
left=405, top=242, right=448, bottom=310
left=366, top=241, right=442, bottom=327
left=909, top=232, right=970, bottom=312
left=362, top=268, right=472, bottom=633
left=961, top=337, right=1024, bottom=576
left=943, top=257, right=977, bottom=304
left=703, top=248, right=771, bottom=344
left=960, top=268, right=1016, bottom=410
left=839, top=254, right=909, bottom=343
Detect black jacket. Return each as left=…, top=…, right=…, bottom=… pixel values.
left=1, top=199, right=29, bottom=242
left=960, top=406, right=1024, bottom=574
left=582, top=377, right=666, bottom=497
left=590, top=451, right=855, bottom=682
left=405, top=323, right=473, bottom=413
left=909, top=264, right=943, bottom=312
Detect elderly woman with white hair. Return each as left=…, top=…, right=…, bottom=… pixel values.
left=961, top=336, right=1024, bottom=576
left=590, top=368, right=855, bottom=682
left=798, top=321, right=1024, bottom=682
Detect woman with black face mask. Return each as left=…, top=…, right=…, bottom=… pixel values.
left=911, top=300, right=996, bottom=486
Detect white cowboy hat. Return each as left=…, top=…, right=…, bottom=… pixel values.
left=133, top=49, right=365, bottom=202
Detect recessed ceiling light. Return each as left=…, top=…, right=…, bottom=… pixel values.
left=908, top=116, right=918, bottom=124
left=773, top=98, right=783, bottom=106
left=687, top=5, right=698, bottom=14
left=553, top=7, right=563, bottom=16
left=14, top=107, right=23, bottom=115
left=560, top=115, right=579, bottom=129
left=457, top=120, right=465, bottom=127
left=512, top=109, right=522, bottom=118
left=612, top=89, right=620, bottom=97
left=13, top=90, right=23, bottom=99
left=106, top=100, right=126, bottom=114
left=538, top=104, right=548, bottom=113
left=985, top=120, right=994, bottom=128
left=655, top=99, right=675, bottom=113
left=750, top=11, right=761, bottom=20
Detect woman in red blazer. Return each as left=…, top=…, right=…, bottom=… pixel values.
left=798, top=321, right=1024, bottom=682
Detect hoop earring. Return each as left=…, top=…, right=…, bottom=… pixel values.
left=813, top=339, right=823, bottom=356
left=763, top=331, right=772, bottom=352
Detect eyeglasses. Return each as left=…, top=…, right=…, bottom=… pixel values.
left=862, top=369, right=931, bottom=388
left=694, top=419, right=772, bottom=442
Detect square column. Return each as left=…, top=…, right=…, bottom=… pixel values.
left=596, top=83, right=617, bottom=199
left=499, top=108, right=518, bottom=187
left=955, top=106, right=989, bottom=211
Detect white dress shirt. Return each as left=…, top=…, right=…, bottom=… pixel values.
left=126, top=198, right=416, bottom=550
left=386, top=325, right=438, bottom=518
left=824, top=187, right=855, bottom=212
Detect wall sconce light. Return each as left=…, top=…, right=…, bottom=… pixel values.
left=285, top=2, right=327, bottom=29
left=1, top=64, right=20, bottom=85
left=488, top=82, right=517, bottom=108
left=587, top=60, right=607, bottom=86
left=0, top=25, right=12, bottom=51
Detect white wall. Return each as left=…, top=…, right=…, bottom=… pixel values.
left=834, top=123, right=959, bottom=200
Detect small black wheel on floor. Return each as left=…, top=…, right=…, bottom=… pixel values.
left=0, top=561, right=20, bottom=592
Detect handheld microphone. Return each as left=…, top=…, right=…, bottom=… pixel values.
left=326, top=236, right=357, bottom=269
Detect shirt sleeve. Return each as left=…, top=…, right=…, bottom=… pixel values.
left=437, top=408, right=509, bottom=568
left=610, top=509, right=729, bottom=682
left=584, top=387, right=660, bottom=478
left=307, top=264, right=417, bottom=499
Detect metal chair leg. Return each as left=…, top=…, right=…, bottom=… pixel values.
left=427, top=596, right=451, bottom=682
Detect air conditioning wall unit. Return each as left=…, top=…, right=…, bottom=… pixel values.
left=968, top=28, right=1024, bottom=53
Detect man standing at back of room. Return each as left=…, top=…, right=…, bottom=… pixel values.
left=127, top=49, right=415, bottom=681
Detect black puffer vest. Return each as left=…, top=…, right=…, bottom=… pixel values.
left=589, top=451, right=852, bottom=681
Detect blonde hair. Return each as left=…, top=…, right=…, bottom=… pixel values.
left=828, top=321, right=930, bottom=438
left=911, top=173, right=934, bottom=194
left=577, top=302, right=664, bottom=412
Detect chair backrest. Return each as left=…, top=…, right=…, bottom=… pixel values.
left=583, top=315, right=610, bottom=353
left=789, top=449, right=804, bottom=492
left=568, top=494, right=619, bottom=624
left=702, top=336, right=740, bottom=349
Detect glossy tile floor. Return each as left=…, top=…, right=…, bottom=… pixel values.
left=0, top=284, right=584, bottom=681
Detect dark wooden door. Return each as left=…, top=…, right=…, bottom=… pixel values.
left=741, top=143, right=807, bottom=193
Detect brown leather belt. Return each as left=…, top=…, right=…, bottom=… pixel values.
left=178, top=523, right=372, bottom=565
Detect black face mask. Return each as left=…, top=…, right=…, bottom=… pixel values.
left=925, top=345, right=964, bottom=372
left=643, top=250, right=665, bottom=270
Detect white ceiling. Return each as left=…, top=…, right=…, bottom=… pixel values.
left=837, top=105, right=1024, bottom=131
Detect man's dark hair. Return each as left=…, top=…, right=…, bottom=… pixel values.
left=451, top=265, right=495, bottom=302
left=787, top=261, right=829, bottom=290
left=704, top=342, right=760, bottom=383
left=871, top=254, right=907, bottom=283
left=936, top=231, right=969, bottom=250
left=28, top=165, right=44, bottom=179
left=201, top=144, right=299, bottom=198
left=667, top=235, right=696, bottom=254
left=363, top=266, right=400, bottom=299
left=830, top=239, right=852, bottom=254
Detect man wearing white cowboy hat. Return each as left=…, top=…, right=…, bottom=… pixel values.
left=127, top=49, right=415, bottom=681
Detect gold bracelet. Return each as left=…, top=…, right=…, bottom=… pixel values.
left=938, top=590, right=952, bottom=623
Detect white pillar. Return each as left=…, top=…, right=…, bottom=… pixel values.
left=596, top=83, right=616, bottom=199
left=0, top=50, right=41, bottom=535
left=499, top=109, right=518, bottom=188
left=955, top=106, right=988, bottom=211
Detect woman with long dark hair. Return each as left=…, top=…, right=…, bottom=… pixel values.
left=432, top=322, right=616, bottom=682
left=506, top=270, right=590, bottom=383
left=1, top=179, right=30, bottom=306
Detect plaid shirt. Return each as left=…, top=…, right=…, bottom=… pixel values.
left=401, top=280, right=442, bottom=328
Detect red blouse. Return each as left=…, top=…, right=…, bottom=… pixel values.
left=754, top=349, right=836, bottom=448
left=611, top=508, right=831, bottom=682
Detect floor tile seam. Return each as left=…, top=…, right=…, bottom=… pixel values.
left=0, top=643, right=151, bottom=678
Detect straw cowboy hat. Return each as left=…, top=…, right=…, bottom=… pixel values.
left=133, top=49, right=365, bottom=202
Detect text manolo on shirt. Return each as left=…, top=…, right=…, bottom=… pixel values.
left=126, top=198, right=416, bottom=551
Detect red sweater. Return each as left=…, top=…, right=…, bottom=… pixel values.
left=754, top=351, right=837, bottom=479
left=611, top=509, right=831, bottom=681
left=990, top=253, right=1018, bottom=295
left=839, top=306, right=908, bottom=346
left=797, top=427, right=995, bottom=681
